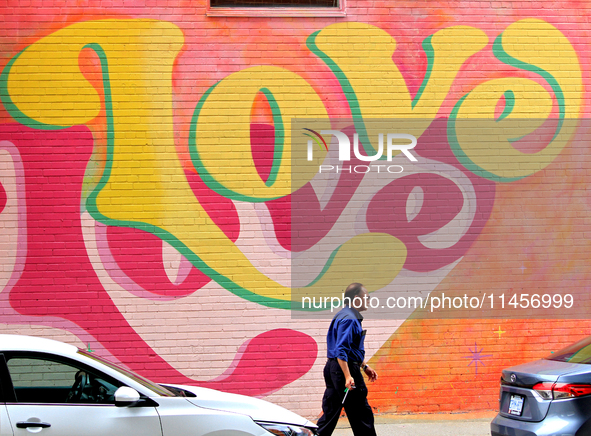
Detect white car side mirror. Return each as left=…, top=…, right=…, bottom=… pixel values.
left=114, top=386, right=141, bottom=407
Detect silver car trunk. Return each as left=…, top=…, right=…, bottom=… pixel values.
left=498, top=358, right=585, bottom=422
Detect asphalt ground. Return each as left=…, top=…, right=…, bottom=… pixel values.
left=331, top=411, right=496, bottom=436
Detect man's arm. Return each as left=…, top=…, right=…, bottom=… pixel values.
left=337, top=358, right=355, bottom=389
left=333, top=319, right=358, bottom=389
left=362, top=362, right=378, bottom=382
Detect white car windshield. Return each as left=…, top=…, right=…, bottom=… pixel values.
left=78, top=349, right=179, bottom=397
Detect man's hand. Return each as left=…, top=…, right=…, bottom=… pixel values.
left=345, top=375, right=355, bottom=390
left=364, top=365, right=378, bottom=382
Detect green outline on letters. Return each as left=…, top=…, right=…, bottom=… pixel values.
left=0, top=49, right=68, bottom=130
left=492, top=33, right=565, bottom=139
left=448, top=94, right=522, bottom=183
left=81, top=44, right=302, bottom=310
left=497, top=90, right=515, bottom=122
left=306, top=30, right=375, bottom=158
left=188, top=85, right=285, bottom=202
left=448, top=31, right=565, bottom=183
left=412, top=35, right=434, bottom=109
left=1, top=40, right=346, bottom=312
left=306, top=30, right=437, bottom=159
left=82, top=45, right=333, bottom=311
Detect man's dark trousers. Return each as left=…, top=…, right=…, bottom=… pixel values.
left=316, top=358, right=377, bottom=436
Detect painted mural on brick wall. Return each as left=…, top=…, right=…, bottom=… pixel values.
left=1, top=2, right=591, bottom=417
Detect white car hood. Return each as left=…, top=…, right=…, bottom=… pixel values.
left=166, top=384, right=316, bottom=428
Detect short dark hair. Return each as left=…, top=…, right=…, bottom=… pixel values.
left=344, top=282, right=364, bottom=302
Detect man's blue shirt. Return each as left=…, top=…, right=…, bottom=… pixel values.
left=326, top=306, right=365, bottom=363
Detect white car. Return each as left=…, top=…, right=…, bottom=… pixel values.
left=0, top=334, right=317, bottom=436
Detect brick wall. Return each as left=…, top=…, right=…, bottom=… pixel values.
left=1, top=0, right=591, bottom=420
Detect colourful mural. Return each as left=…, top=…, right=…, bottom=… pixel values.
left=1, top=0, right=591, bottom=419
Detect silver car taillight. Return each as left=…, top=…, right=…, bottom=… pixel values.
left=533, top=382, right=591, bottom=400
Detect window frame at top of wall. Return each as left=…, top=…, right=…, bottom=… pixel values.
left=206, top=0, right=346, bottom=18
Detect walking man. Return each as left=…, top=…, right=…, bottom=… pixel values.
left=316, top=282, right=378, bottom=436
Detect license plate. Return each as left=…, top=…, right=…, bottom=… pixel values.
left=508, top=394, right=524, bottom=416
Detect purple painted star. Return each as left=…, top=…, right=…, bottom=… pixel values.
left=463, top=342, right=493, bottom=374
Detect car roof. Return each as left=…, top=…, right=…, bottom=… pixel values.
left=0, top=334, right=78, bottom=355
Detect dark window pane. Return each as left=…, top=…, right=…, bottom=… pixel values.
left=211, top=0, right=338, bottom=7
left=6, top=355, right=123, bottom=404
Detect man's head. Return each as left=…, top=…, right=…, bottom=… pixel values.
left=344, top=282, right=368, bottom=312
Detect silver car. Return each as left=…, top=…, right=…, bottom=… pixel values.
left=491, top=335, right=591, bottom=436
left=0, top=334, right=317, bottom=436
